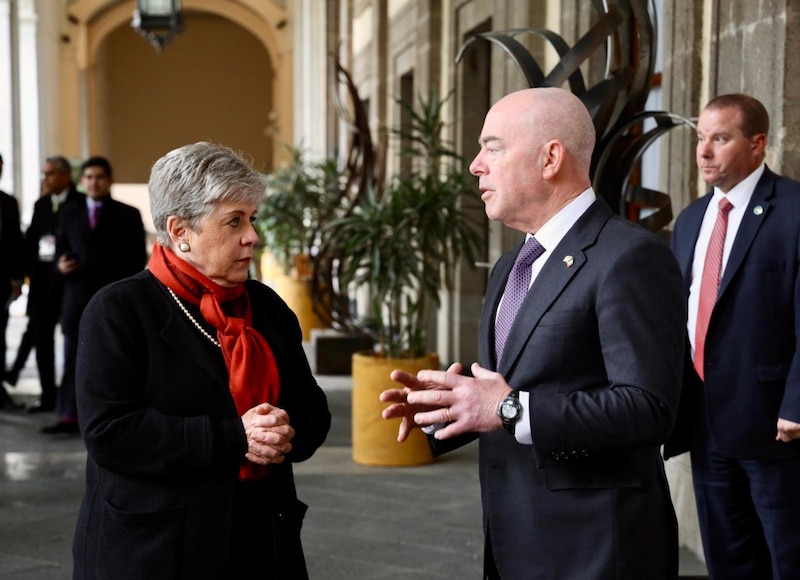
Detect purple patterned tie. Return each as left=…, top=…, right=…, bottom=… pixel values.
left=89, top=204, right=99, bottom=230
left=495, top=236, right=546, bottom=364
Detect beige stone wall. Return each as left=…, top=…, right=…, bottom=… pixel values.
left=58, top=0, right=290, bottom=173
left=95, top=12, right=273, bottom=182
left=659, top=1, right=704, bottom=217
left=712, top=2, right=789, bottom=172
left=661, top=0, right=799, bottom=214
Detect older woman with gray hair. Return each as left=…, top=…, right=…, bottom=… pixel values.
left=72, top=142, right=331, bottom=579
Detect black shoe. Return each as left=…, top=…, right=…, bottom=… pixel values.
left=27, top=400, right=55, bottom=414
left=41, top=420, right=80, bottom=435
left=0, top=385, right=23, bottom=410
left=3, top=367, right=18, bottom=387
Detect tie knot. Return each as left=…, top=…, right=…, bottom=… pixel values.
left=515, top=236, right=545, bottom=269
left=719, top=197, right=733, bottom=214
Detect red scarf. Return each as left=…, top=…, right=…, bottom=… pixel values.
left=148, top=243, right=281, bottom=480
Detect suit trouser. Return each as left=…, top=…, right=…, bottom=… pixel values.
left=56, top=333, right=78, bottom=421
left=9, top=310, right=57, bottom=403
left=30, top=301, right=59, bottom=405
left=0, top=293, right=9, bottom=373
left=691, top=416, right=800, bottom=580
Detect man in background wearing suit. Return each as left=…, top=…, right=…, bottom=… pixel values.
left=5, top=156, right=84, bottom=413
left=382, top=88, right=686, bottom=579
left=42, top=156, right=146, bottom=434
left=0, top=153, right=24, bottom=410
left=666, top=94, right=800, bottom=579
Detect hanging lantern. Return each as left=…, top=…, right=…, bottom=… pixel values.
left=131, top=0, right=184, bottom=52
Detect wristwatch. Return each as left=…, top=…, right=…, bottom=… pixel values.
left=497, top=390, right=522, bottom=435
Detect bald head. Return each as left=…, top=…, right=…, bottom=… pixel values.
left=494, top=88, right=596, bottom=171
left=470, top=87, right=596, bottom=233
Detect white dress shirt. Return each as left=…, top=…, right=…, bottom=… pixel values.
left=686, top=164, right=764, bottom=360
left=514, top=187, right=597, bottom=444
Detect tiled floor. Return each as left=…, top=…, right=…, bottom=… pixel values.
left=0, top=297, right=706, bottom=578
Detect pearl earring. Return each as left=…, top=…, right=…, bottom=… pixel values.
left=179, top=242, right=190, bottom=252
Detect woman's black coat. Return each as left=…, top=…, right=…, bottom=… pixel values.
left=72, top=270, right=331, bottom=579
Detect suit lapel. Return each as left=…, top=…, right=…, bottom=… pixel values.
left=480, top=254, right=511, bottom=368
left=496, top=200, right=612, bottom=376
left=717, top=169, right=774, bottom=299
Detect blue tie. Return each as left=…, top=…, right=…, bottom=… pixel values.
left=494, top=237, right=545, bottom=364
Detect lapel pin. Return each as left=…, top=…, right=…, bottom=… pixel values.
left=563, top=255, right=574, bottom=268
left=753, top=205, right=764, bottom=216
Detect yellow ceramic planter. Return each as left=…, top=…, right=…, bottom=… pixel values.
left=273, top=274, right=326, bottom=342
left=351, top=352, right=439, bottom=466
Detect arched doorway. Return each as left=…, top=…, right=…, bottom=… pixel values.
left=93, top=11, right=274, bottom=182
left=65, top=0, right=291, bottom=173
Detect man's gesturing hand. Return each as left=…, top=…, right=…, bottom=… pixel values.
left=381, top=362, right=513, bottom=441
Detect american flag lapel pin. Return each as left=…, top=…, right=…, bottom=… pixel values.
left=563, top=255, right=574, bottom=268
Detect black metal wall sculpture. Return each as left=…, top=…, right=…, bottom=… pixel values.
left=307, top=57, right=383, bottom=331
left=455, top=0, right=694, bottom=232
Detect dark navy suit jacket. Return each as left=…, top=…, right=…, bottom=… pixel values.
left=0, top=190, right=24, bottom=302
left=434, top=199, right=686, bottom=579
left=56, top=195, right=147, bottom=336
left=665, top=167, right=800, bottom=461
left=24, top=186, right=84, bottom=317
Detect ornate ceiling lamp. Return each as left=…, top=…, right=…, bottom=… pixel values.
left=132, top=0, right=184, bottom=53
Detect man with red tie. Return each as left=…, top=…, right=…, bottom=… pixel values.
left=666, top=94, right=800, bottom=579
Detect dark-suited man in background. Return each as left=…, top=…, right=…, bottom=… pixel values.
left=0, top=153, right=24, bottom=410
left=665, top=94, right=800, bottom=579
left=5, top=156, right=84, bottom=413
left=382, top=88, right=686, bottom=579
left=42, top=156, right=146, bottom=434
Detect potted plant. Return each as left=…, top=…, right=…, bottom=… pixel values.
left=257, top=147, right=349, bottom=339
left=327, top=89, right=483, bottom=465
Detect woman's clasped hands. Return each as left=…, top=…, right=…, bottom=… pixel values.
left=242, top=403, right=295, bottom=465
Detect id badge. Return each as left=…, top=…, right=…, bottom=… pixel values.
left=38, top=234, right=56, bottom=262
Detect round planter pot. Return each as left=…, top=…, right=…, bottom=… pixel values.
left=274, top=274, right=326, bottom=342
left=351, top=351, right=439, bottom=466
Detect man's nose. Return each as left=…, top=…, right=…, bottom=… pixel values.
left=469, top=153, right=484, bottom=176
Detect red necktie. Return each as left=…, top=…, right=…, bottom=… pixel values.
left=694, top=197, right=733, bottom=380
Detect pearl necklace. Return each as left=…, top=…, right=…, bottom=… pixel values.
left=166, top=287, right=221, bottom=348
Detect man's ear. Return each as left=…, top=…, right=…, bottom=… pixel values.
left=751, top=133, right=767, bottom=159
left=541, top=140, right=564, bottom=180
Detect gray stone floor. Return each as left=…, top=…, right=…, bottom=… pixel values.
left=0, top=297, right=706, bottom=578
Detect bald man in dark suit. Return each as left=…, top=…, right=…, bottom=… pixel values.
left=382, top=88, right=686, bottom=579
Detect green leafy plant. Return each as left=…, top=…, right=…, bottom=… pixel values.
left=328, top=89, right=482, bottom=358
left=257, top=147, right=347, bottom=277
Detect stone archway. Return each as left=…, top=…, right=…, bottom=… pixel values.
left=64, top=0, right=293, bottom=170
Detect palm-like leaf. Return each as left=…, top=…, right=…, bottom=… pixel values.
left=329, top=89, right=483, bottom=357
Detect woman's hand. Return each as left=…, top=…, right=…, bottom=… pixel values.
left=241, top=403, right=295, bottom=465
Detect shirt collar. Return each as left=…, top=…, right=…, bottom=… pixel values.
left=712, top=163, right=765, bottom=209
left=527, top=187, right=597, bottom=251
left=86, top=197, right=104, bottom=209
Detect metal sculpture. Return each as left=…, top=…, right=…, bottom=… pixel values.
left=308, top=57, right=383, bottom=330
left=455, top=0, right=695, bottom=232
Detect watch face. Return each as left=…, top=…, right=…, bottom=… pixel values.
left=500, top=399, right=519, bottom=420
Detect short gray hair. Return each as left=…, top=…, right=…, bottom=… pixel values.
left=149, top=142, right=266, bottom=246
